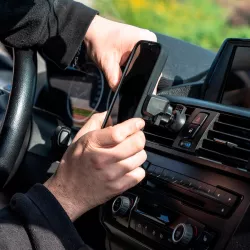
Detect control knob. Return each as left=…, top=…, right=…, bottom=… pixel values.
left=112, top=196, right=131, bottom=216
left=172, top=223, right=194, bottom=245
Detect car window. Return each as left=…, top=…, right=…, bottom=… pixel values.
left=82, top=0, right=250, bottom=52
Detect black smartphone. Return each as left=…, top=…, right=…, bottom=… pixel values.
left=102, top=40, right=167, bottom=128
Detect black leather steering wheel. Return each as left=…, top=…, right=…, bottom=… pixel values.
left=0, top=49, right=37, bottom=187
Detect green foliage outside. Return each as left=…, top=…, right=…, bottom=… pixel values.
left=73, top=107, right=92, bottom=116
left=95, top=0, right=250, bottom=51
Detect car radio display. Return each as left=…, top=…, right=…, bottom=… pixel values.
left=222, top=47, right=250, bottom=109
left=136, top=201, right=178, bottom=225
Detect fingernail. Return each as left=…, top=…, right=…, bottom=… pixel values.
left=136, top=119, right=145, bottom=129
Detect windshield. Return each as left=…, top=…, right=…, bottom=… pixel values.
left=83, top=0, right=250, bottom=52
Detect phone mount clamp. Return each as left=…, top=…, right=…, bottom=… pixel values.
left=143, top=95, right=186, bottom=133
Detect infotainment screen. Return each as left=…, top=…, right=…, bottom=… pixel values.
left=221, top=47, right=250, bottom=108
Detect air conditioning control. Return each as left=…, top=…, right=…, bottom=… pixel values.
left=112, top=196, right=131, bottom=217
left=172, top=223, right=194, bottom=245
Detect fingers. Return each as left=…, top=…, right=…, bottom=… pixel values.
left=73, top=112, right=107, bottom=143
left=106, top=130, right=146, bottom=162
left=103, top=52, right=123, bottom=90
left=111, top=167, right=146, bottom=195
left=113, top=150, right=147, bottom=179
left=105, top=30, right=157, bottom=89
left=91, top=118, right=145, bottom=147
left=137, top=29, right=157, bottom=43
left=143, top=30, right=157, bottom=42
left=106, top=63, right=122, bottom=90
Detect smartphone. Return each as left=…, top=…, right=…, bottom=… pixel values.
left=102, top=40, right=167, bottom=128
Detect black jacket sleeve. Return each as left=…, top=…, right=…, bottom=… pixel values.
left=0, top=184, right=92, bottom=250
left=0, top=0, right=98, bottom=68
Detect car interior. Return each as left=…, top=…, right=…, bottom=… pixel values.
left=0, top=34, right=250, bottom=250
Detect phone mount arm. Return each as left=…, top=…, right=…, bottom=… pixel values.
left=142, top=95, right=186, bottom=132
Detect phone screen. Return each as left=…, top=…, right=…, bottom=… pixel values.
left=102, top=41, right=161, bottom=127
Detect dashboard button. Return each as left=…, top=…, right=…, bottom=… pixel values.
left=135, top=221, right=143, bottom=234
left=190, top=179, right=200, bottom=189
left=197, top=231, right=215, bottom=245
left=169, top=171, right=180, bottom=183
left=180, top=140, right=192, bottom=149
left=214, top=188, right=237, bottom=207
left=169, top=172, right=178, bottom=183
left=214, top=188, right=238, bottom=207
left=147, top=165, right=156, bottom=175
left=213, top=204, right=231, bottom=216
left=153, top=166, right=164, bottom=177
left=197, top=182, right=205, bottom=191
left=198, top=183, right=216, bottom=195
left=59, top=130, right=72, bottom=146
left=151, top=227, right=161, bottom=242
left=214, top=188, right=230, bottom=203
left=142, top=224, right=148, bottom=235
left=214, top=188, right=226, bottom=199
left=143, top=223, right=158, bottom=241
left=223, top=193, right=238, bottom=207
left=161, top=169, right=171, bottom=181
left=173, top=173, right=183, bottom=184
left=183, top=124, right=200, bottom=138
left=204, top=185, right=216, bottom=195
left=142, top=161, right=150, bottom=170
left=157, top=229, right=172, bottom=246
left=180, top=176, right=192, bottom=187
left=178, top=177, right=186, bottom=186
left=186, top=178, right=196, bottom=188
left=192, top=113, right=208, bottom=126
left=142, top=223, right=153, bottom=239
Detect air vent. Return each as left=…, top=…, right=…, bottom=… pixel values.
left=197, top=114, right=250, bottom=170
left=144, top=123, right=177, bottom=147
left=144, top=105, right=194, bottom=147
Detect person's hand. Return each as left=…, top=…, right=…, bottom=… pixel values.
left=84, top=15, right=157, bottom=89
left=44, top=112, right=147, bottom=221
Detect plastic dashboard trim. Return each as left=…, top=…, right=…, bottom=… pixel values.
left=146, top=140, right=250, bottom=178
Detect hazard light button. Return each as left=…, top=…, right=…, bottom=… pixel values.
left=192, top=113, right=208, bottom=126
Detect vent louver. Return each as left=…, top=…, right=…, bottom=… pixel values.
left=197, top=114, right=250, bottom=170
left=144, top=105, right=194, bottom=147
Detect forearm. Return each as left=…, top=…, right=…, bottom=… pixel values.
left=0, top=0, right=97, bottom=68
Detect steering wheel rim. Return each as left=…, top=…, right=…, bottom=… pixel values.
left=0, top=49, right=37, bottom=187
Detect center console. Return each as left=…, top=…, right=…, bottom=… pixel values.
left=101, top=105, right=250, bottom=250
left=100, top=39, right=250, bottom=250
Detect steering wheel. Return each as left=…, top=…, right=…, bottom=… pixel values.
left=0, top=49, right=37, bottom=187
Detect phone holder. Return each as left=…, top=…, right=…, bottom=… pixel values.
left=143, top=95, right=186, bottom=132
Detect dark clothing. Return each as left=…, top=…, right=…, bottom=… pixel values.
left=0, top=0, right=97, bottom=68
left=1, top=184, right=91, bottom=250
left=0, top=0, right=98, bottom=249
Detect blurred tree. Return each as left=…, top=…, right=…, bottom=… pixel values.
left=95, top=0, right=250, bottom=50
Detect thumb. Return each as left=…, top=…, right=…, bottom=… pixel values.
left=103, top=57, right=122, bottom=90
left=73, top=112, right=107, bottom=143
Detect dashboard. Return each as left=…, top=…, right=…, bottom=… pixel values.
left=1, top=36, right=250, bottom=250
left=100, top=38, right=250, bottom=250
